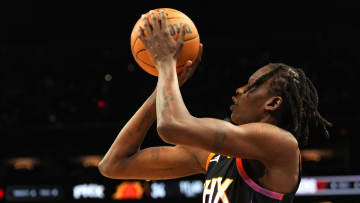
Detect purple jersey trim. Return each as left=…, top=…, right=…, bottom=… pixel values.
left=236, top=158, right=284, bottom=200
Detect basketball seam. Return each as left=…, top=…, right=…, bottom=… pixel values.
left=135, top=49, right=155, bottom=68
left=134, top=35, right=199, bottom=68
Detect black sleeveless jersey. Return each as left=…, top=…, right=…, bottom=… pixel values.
left=202, top=153, right=301, bottom=203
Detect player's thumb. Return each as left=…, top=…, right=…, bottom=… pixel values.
left=184, top=60, right=193, bottom=69
left=175, top=23, right=187, bottom=57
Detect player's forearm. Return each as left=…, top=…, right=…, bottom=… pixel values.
left=98, top=90, right=157, bottom=175
left=156, top=63, right=191, bottom=141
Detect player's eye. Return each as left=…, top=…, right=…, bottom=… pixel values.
left=244, top=84, right=256, bottom=94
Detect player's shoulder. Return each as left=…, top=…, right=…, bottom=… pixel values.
left=240, top=122, right=297, bottom=142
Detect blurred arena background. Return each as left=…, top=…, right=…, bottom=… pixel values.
left=1, top=1, right=359, bottom=202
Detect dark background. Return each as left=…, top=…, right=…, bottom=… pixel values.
left=1, top=1, right=359, bottom=202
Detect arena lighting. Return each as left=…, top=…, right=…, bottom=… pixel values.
left=5, top=185, right=62, bottom=201
left=72, top=155, right=102, bottom=168
left=150, top=182, right=166, bottom=199
left=179, top=180, right=203, bottom=198
left=73, top=183, right=105, bottom=199
left=301, top=149, right=334, bottom=162
left=97, top=100, right=105, bottom=108
left=104, top=73, right=112, bottom=81
left=8, top=157, right=39, bottom=170
left=0, top=188, right=4, bottom=200
left=296, top=175, right=360, bottom=196
left=112, top=181, right=144, bottom=200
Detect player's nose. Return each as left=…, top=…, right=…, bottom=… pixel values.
left=232, top=96, right=237, bottom=104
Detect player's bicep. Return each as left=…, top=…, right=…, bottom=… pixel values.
left=164, top=117, right=297, bottom=162
left=108, top=145, right=208, bottom=180
left=167, top=118, right=258, bottom=158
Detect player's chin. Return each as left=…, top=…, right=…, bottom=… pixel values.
left=231, top=112, right=248, bottom=125
left=230, top=113, right=240, bottom=125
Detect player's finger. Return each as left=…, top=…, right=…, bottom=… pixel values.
left=175, top=23, right=186, bottom=57
left=185, top=60, right=197, bottom=77
left=183, top=60, right=193, bottom=69
left=178, top=23, right=186, bottom=43
left=192, top=43, right=203, bottom=67
left=150, top=10, right=159, bottom=31
left=159, top=9, right=168, bottom=32
left=179, top=67, right=188, bottom=79
left=138, top=26, right=149, bottom=47
left=142, top=14, right=152, bottom=36
left=198, top=43, right=203, bottom=62
left=138, top=25, right=146, bottom=38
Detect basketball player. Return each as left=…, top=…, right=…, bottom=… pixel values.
left=98, top=10, right=332, bottom=203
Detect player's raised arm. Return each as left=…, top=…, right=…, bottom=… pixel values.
left=98, top=85, right=209, bottom=180
left=98, top=21, right=206, bottom=179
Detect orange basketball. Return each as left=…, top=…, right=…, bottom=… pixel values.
left=130, top=8, right=200, bottom=76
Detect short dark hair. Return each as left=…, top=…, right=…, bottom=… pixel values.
left=245, top=63, right=332, bottom=146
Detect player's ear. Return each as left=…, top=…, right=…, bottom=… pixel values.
left=264, top=96, right=283, bottom=111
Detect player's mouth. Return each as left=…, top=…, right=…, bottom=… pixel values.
left=231, top=96, right=239, bottom=111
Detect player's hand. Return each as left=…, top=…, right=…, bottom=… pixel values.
left=137, top=10, right=185, bottom=69
left=178, top=43, right=203, bottom=87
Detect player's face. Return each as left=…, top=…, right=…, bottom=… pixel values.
left=230, top=65, right=274, bottom=125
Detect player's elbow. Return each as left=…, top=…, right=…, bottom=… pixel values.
left=157, top=119, right=183, bottom=144
left=98, top=159, right=112, bottom=178
left=98, top=158, right=123, bottom=179
left=157, top=121, right=175, bottom=143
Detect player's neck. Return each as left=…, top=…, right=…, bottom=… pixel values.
left=259, top=114, right=278, bottom=126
